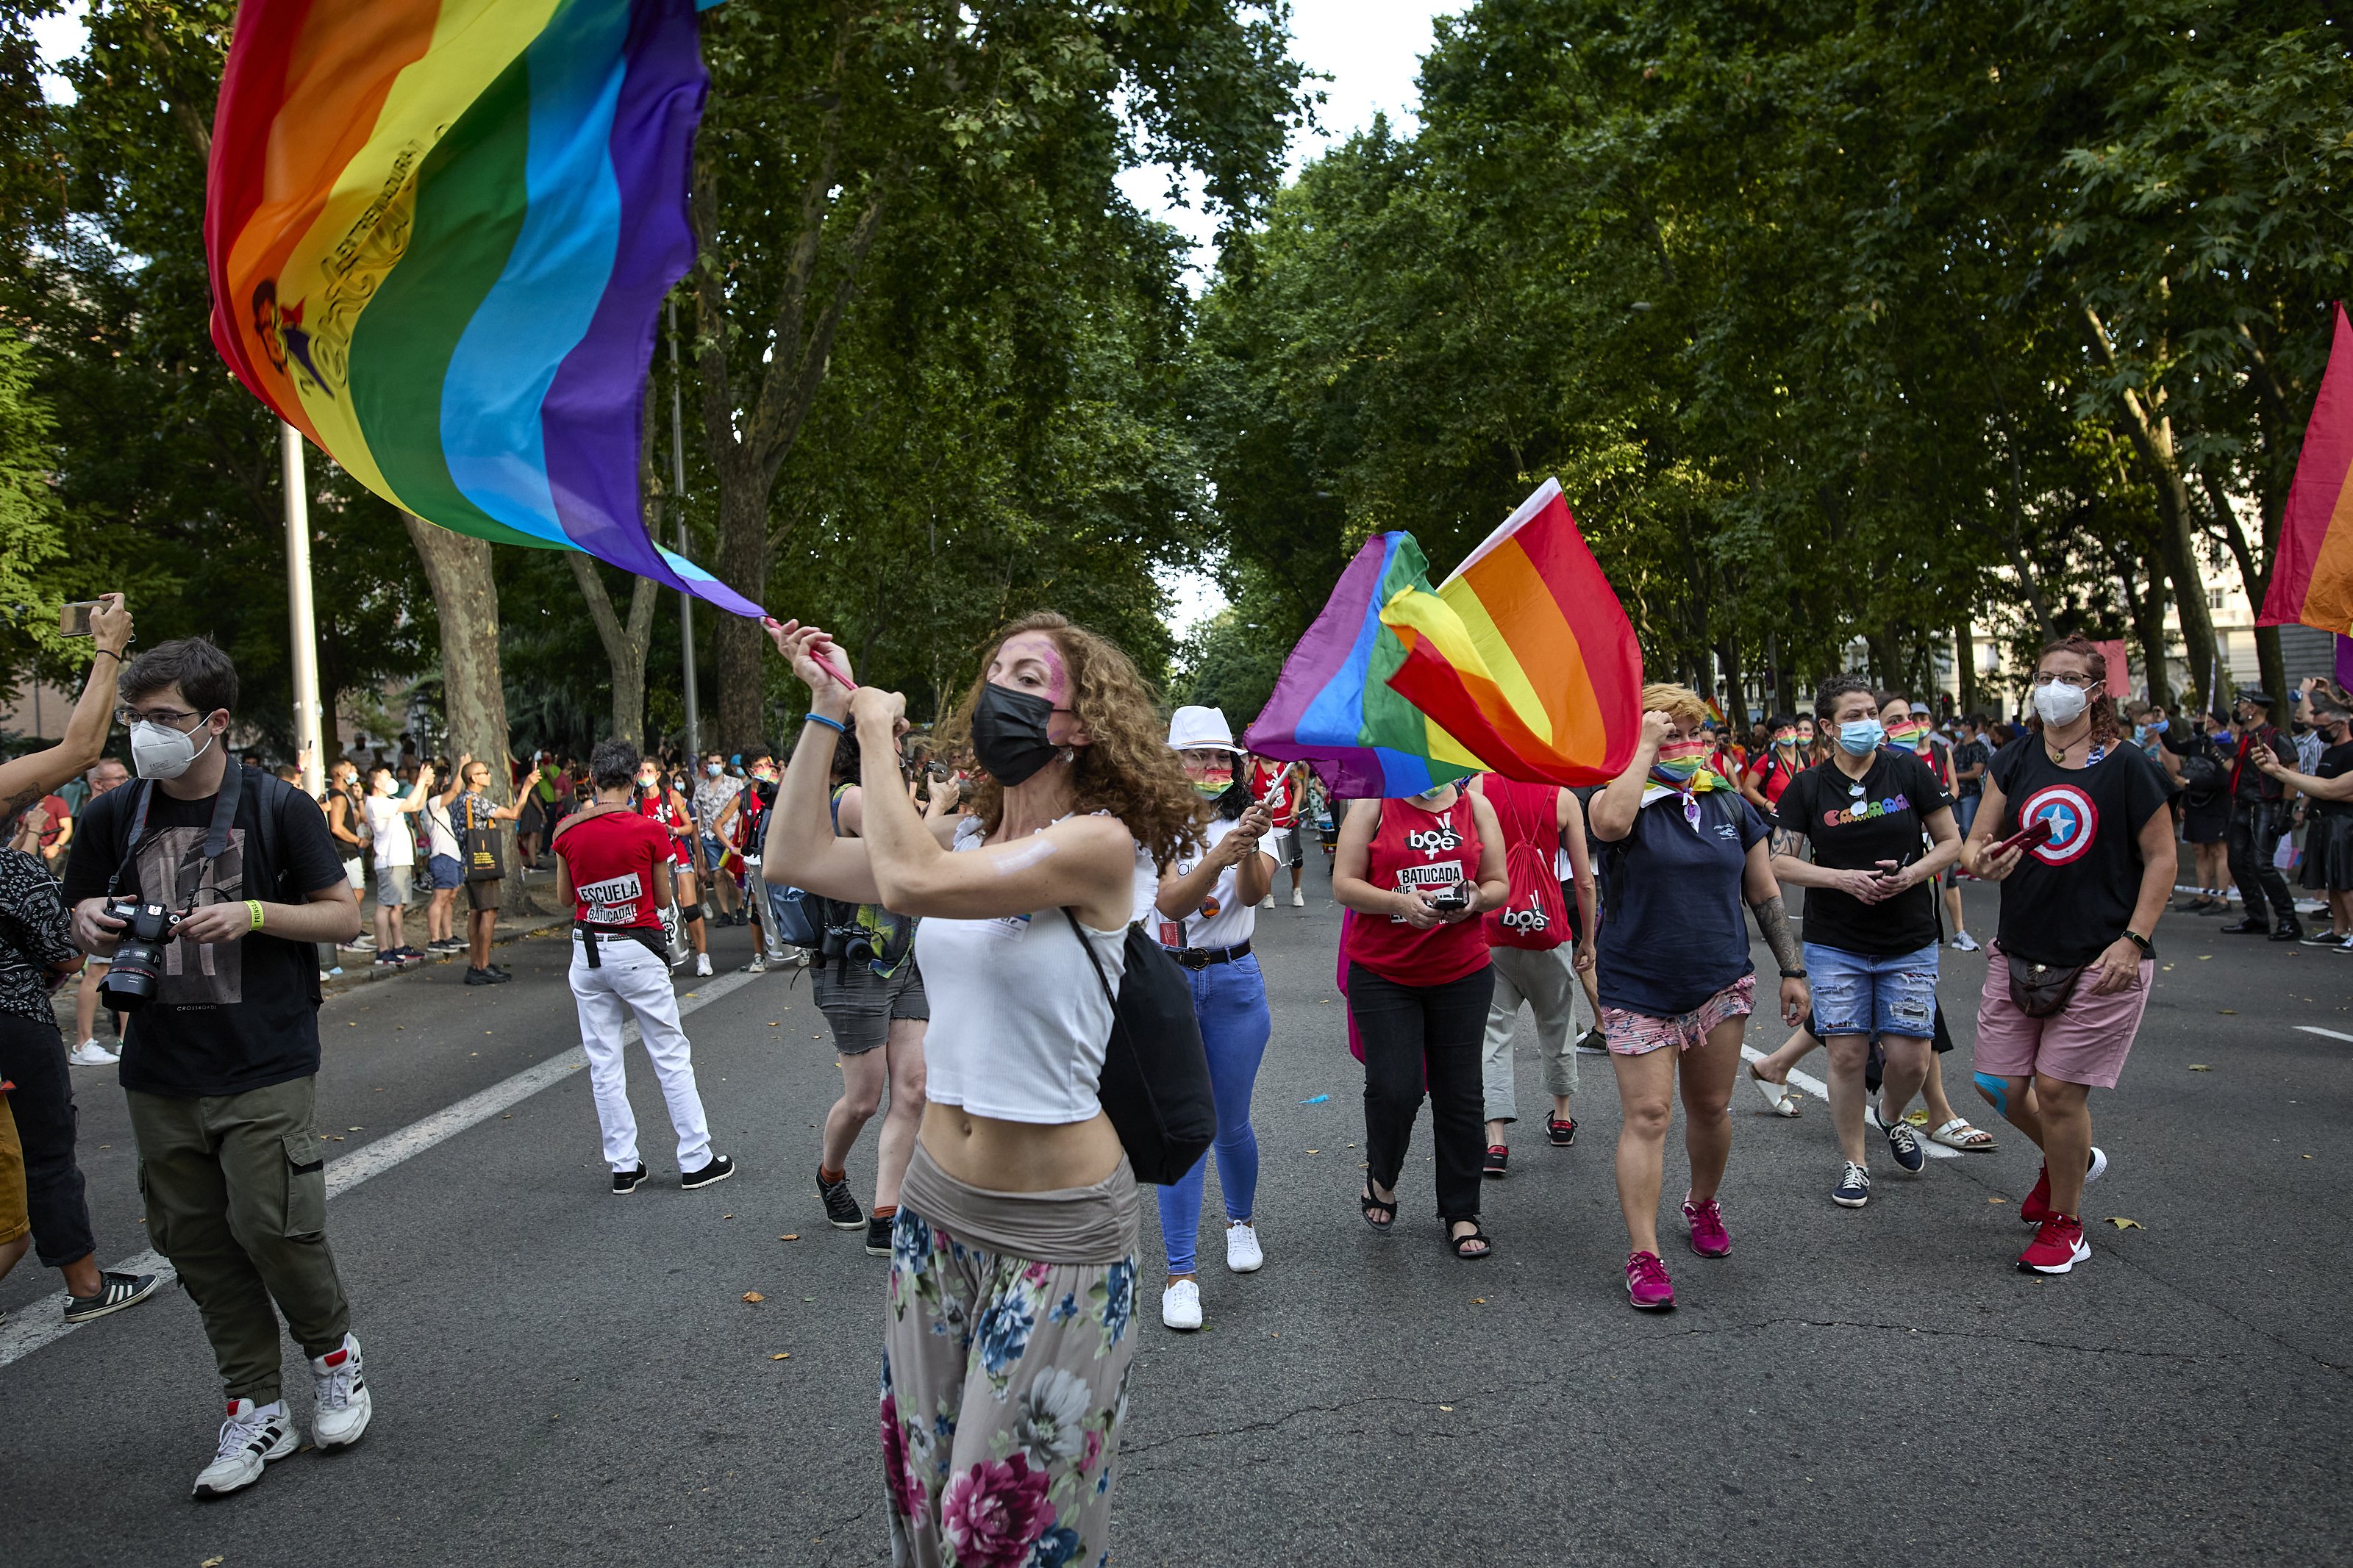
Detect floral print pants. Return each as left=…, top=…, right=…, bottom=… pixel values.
left=882, top=1209, right=1138, bottom=1568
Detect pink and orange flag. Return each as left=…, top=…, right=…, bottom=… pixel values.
left=2260, top=303, right=2353, bottom=673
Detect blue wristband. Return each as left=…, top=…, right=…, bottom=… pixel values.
left=805, top=712, right=847, bottom=735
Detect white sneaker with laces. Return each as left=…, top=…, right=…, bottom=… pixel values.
left=308, top=1333, right=372, bottom=1450
left=1225, top=1221, right=1264, bottom=1273
left=1950, top=931, right=1980, bottom=952
left=68, top=1038, right=119, bottom=1067
left=1290, top=887, right=1304, bottom=907
left=1258, top=894, right=1275, bottom=910
left=1160, top=1278, right=1203, bottom=1331
left=745, top=954, right=768, bottom=974
left=192, top=1398, right=298, bottom=1497
left=694, top=952, right=713, bottom=976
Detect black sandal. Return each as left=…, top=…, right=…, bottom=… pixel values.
left=1359, top=1186, right=1398, bottom=1230
left=1446, top=1222, right=1493, bottom=1260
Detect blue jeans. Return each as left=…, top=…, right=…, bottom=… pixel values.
left=1954, top=794, right=1981, bottom=837
left=1804, top=940, right=1938, bottom=1040
left=1154, top=953, right=1270, bottom=1273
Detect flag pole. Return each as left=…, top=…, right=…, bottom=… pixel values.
left=667, top=298, right=699, bottom=759
left=281, top=420, right=326, bottom=794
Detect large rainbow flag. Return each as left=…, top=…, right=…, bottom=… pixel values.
left=204, top=0, right=758, bottom=617
left=1248, top=479, right=1643, bottom=796
left=2260, top=303, right=2353, bottom=654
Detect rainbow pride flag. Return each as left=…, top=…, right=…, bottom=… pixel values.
left=204, top=0, right=758, bottom=617
left=1380, top=479, right=1643, bottom=788
left=1246, top=532, right=1485, bottom=798
left=2260, top=302, right=2353, bottom=642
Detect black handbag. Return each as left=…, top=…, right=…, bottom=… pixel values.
left=460, top=797, right=505, bottom=883
left=1063, top=910, right=1217, bottom=1186
left=2005, top=952, right=2085, bottom=1019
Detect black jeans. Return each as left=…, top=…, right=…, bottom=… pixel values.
left=0, top=1012, right=96, bottom=1269
left=2227, top=800, right=2296, bottom=926
left=1348, top=962, right=1494, bottom=1223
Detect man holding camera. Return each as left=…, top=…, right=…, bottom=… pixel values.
left=61, top=636, right=373, bottom=1500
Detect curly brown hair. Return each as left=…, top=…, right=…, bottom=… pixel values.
left=936, top=612, right=1205, bottom=870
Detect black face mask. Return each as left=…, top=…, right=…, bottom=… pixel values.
left=971, top=682, right=1063, bottom=787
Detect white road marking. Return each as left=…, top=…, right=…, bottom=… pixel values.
left=0, top=966, right=768, bottom=1372
left=1741, top=1045, right=1961, bottom=1158
left=2296, top=1025, right=2353, bottom=1044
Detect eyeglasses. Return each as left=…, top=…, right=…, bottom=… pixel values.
left=2029, top=673, right=2095, bottom=690
left=115, top=705, right=204, bottom=728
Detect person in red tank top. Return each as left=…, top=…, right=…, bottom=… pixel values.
left=1332, top=778, right=1507, bottom=1259
left=632, top=759, right=710, bottom=975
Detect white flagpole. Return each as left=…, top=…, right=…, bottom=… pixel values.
left=281, top=420, right=326, bottom=794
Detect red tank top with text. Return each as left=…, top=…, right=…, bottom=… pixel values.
left=1344, top=792, right=1490, bottom=985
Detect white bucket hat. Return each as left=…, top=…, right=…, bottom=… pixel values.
left=1167, top=705, right=1246, bottom=753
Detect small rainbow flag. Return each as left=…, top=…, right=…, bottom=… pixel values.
left=1247, top=479, right=1643, bottom=796
left=1380, top=479, right=1643, bottom=788
left=204, top=0, right=758, bottom=617
left=1246, top=532, right=1484, bottom=798
left=2260, top=302, right=2353, bottom=645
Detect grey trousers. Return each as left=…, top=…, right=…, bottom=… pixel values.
left=1479, top=944, right=1586, bottom=1123
left=129, top=1075, right=350, bottom=1403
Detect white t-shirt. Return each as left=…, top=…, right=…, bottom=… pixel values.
left=1160, top=816, right=1276, bottom=951
left=424, top=797, right=462, bottom=862
left=364, top=794, right=414, bottom=869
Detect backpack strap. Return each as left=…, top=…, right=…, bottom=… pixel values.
left=1061, top=908, right=1119, bottom=1045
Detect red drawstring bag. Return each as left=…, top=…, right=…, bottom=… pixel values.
left=1480, top=778, right=1568, bottom=952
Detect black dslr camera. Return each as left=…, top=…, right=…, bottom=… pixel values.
left=97, top=899, right=182, bottom=1012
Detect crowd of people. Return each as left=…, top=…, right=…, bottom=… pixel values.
left=1, top=592, right=2343, bottom=1566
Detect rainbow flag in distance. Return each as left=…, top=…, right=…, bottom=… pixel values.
left=2260, top=302, right=2353, bottom=642
left=1246, top=532, right=1486, bottom=798
left=1380, top=479, right=1643, bottom=788
left=204, top=0, right=759, bottom=617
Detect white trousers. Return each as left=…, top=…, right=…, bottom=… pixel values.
left=1479, top=942, right=1586, bottom=1123
left=567, top=934, right=713, bottom=1173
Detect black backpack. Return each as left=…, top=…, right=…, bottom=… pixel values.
left=2181, top=748, right=2227, bottom=803
left=1062, top=911, right=1216, bottom=1186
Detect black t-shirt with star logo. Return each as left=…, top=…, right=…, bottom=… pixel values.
left=1985, top=742, right=2173, bottom=967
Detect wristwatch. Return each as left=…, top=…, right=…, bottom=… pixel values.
left=2121, top=928, right=2154, bottom=957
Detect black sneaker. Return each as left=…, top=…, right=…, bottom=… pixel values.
left=1883, top=1116, right=1927, bottom=1174
left=865, top=1214, right=894, bottom=1257
left=2271, top=923, right=2306, bottom=942
left=612, top=1164, right=648, bottom=1195
left=63, top=1270, right=163, bottom=1324
left=1573, top=1028, right=1608, bottom=1055
left=1546, top=1116, right=1578, bottom=1148
left=2299, top=928, right=2343, bottom=947
left=487, top=962, right=511, bottom=978
left=2219, top=917, right=2268, bottom=934
left=1482, top=1144, right=1509, bottom=1178
left=463, top=967, right=511, bottom=986
left=680, top=1153, right=735, bottom=1190
left=818, top=1169, right=864, bottom=1228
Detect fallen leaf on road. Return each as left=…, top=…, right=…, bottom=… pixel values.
left=742, top=1292, right=765, bottom=1303
left=2189, top=1064, right=2211, bottom=1071
left=779, top=1234, right=800, bottom=1241
left=1306, top=1148, right=1318, bottom=1154
left=1988, top=1198, right=2007, bottom=1205
left=1471, top=1297, right=1486, bottom=1305
left=203, top=1558, right=224, bottom=1567
left=2105, top=1217, right=2143, bottom=1230
left=769, top=1353, right=790, bottom=1361
left=347, top=1126, right=363, bottom=1132
left=1438, top=1405, right=1454, bottom=1412
left=1904, top=1109, right=1929, bottom=1126
left=2199, top=954, right=2212, bottom=961
left=722, top=1214, right=735, bottom=1220
left=2217, top=1009, right=2237, bottom=1015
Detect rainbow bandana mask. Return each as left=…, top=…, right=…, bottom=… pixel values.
left=1886, top=717, right=1932, bottom=749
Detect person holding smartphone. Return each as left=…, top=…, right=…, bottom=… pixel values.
left=1768, top=677, right=1961, bottom=1211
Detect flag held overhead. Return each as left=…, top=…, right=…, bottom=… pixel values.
left=2259, top=301, right=2353, bottom=638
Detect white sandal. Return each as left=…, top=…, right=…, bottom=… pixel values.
left=1747, top=1065, right=1800, bottom=1117
left=1929, top=1117, right=1995, bottom=1151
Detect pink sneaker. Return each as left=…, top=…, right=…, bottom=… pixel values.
left=1624, top=1250, right=1676, bottom=1311
left=2017, top=1214, right=2090, bottom=1275
left=1682, top=1196, right=1731, bottom=1258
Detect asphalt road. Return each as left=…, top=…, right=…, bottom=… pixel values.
left=4, top=860, right=2349, bottom=1567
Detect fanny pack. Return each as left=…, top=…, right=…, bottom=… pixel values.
left=2004, top=952, right=2085, bottom=1019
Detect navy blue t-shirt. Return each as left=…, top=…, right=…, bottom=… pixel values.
left=1590, top=786, right=1769, bottom=1017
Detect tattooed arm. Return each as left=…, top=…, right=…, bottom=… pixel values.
left=1741, top=836, right=1810, bottom=1026
left=0, top=595, right=131, bottom=826
left=1747, top=891, right=1802, bottom=976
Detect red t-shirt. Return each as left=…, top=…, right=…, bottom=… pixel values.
left=35, top=795, right=69, bottom=849
left=1249, top=760, right=1302, bottom=829
left=554, top=809, right=671, bottom=928
left=1343, top=792, right=1490, bottom=985
left=633, top=787, right=693, bottom=866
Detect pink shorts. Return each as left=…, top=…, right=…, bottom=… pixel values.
left=1971, top=941, right=2152, bottom=1089
left=1603, top=975, right=1756, bottom=1057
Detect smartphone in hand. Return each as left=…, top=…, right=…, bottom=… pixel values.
left=1991, top=818, right=2054, bottom=859
left=60, top=600, right=101, bottom=637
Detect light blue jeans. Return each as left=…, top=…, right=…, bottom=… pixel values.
left=1805, top=940, right=1939, bottom=1040
left=1155, top=952, right=1270, bottom=1274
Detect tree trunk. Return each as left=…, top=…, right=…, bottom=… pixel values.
left=567, top=552, right=660, bottom=748
left=1863, top=629, right=1899, bottom=692
left=2116, top=559, right=2173, bottom=709
left=403, top=515, right=513, bottom=803
left=712, top=482, right=772, bottom=753
left=1954, top=620, right=1978, bottom=717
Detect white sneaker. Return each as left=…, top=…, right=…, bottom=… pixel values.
left=694, top=953, right=713, bottom=976
left=68, top=1038, right=119, bottom=1066
left=1225, top=1222, right=1264, bottom=1274
left=1258, top=895, right=1275, bottom=910
left=1290, top=888, right=1305, bottom=908
left=744, top=955, right=768, bottom=974
left=191, top=1398, right=297, bottom=1497
left=1950, top=931, right=1980, bottom=952
left=1160, top=1278, right=1202, bottom=1331
left=308, top=1333, right=372, bottom=1450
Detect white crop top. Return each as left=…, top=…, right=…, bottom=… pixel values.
left=913, top=817, right=1131, bottom=1125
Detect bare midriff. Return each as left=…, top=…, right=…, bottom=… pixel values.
left=918, top=1103, right=1124, bottom=1193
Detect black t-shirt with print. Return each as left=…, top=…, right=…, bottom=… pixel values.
left=1776, top=750, right=1953, bottom=957
left=1985, top=742, right=2173, bottom=967
left=2315, top=742, right=2353, bottom=820
left=61, top=773, right=349, bottom=1098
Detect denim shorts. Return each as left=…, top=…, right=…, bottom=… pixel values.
left=1804, top=940, right=1938, bottom=1039
left=426, top=853, right=465, bottom=892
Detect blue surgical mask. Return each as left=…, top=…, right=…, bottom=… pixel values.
left=1836, top=720, right=1885, bottom=757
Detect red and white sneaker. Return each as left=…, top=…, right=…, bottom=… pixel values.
left=1624, top=1250, right=1676, bottom=1311
left=2017, top=1214, right=2090, bottom=1274
left=2020, top=1146, right=2107, bottom=1225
